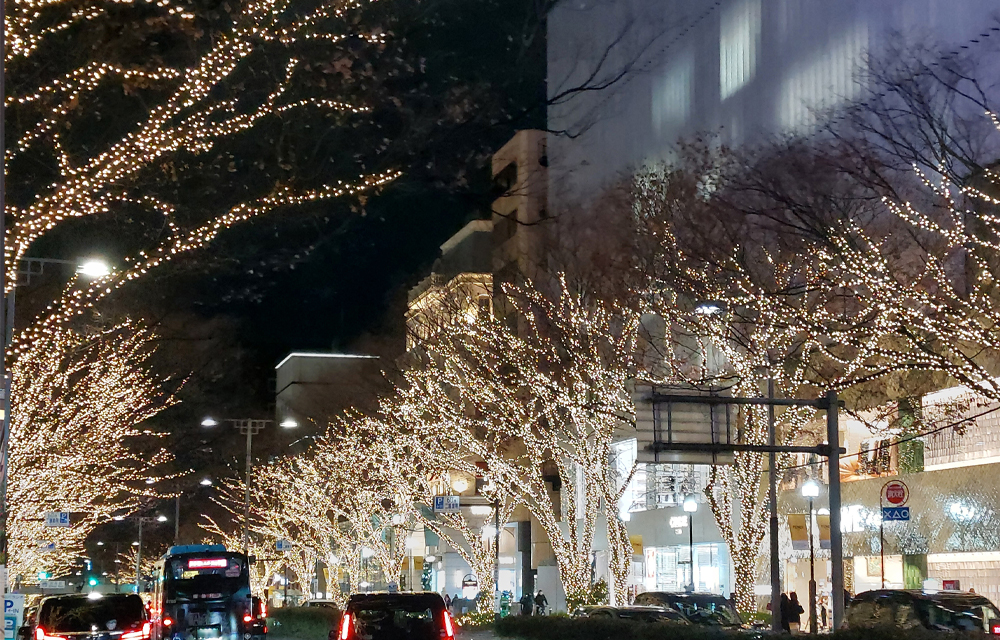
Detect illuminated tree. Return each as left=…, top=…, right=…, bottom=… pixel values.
left=3, top=0, right=396, bottom=580
left=394, top=277, right=639, bottom=605
left=8, top=322, right=175, bottom=580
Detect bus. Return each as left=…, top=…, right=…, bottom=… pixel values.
left=151, top=545, right=265, bottom=640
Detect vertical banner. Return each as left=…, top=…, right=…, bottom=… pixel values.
left=817, top=514, right=831, bottom=550
left=788, top=514, right=809, bottom=551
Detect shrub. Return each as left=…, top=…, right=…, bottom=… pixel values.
left=495, top=616, right=981, bottom=640
left=565, top=580, right=610, bottom=612
left=267, top=606, right=341, bottom=640
left=455, top=611, right=496, bottom=629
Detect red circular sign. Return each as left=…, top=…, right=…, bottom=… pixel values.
left=883, top=481, right=908, bottom=506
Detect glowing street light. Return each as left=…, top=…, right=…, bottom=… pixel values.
left=201, top=417, right=219, bottom=427
left=76, top=259, right=111, bottom=278
left=802, top=479, right=821, bottom=633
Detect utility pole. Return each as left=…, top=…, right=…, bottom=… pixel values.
left=768, top=377, right=781, bottom=634
left=827, top=390, right=845, bottom=630
left=232, top=419, right=266, bottom=555
left=174, top=495, right=180, bottom=544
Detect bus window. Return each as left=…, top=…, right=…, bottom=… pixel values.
left=166, top=557, right=248, bottom=600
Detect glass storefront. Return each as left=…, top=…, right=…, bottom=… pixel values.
left=643, top=544, right=730, bottom=595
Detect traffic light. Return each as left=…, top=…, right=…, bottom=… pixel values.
left=37, top=571, right=49, bottom=581
left=88, top=577, right=99, bottom=587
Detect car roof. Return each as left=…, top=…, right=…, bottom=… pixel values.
left=854, top=589, right=996, bottom=605
left=347, top=592, right=444, bottom=605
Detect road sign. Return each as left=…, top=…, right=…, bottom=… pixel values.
left=433, top=496, right=460, bottom=514
left=883, top=480, right=908, bottom=506
left=4, top=594, right=24, bottom=640
left=39, top=581, right=66, bottom=590
left=276, top=539, right=292, bottom=552
left=43, top=512, right=70, bottom=528
left=882, top=506, right=910, bottom=521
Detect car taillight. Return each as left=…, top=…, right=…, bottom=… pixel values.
left=442, top=611, right=454, bottom=639
left=36, top=628, right=67, bottom=640
left=121, top=622, right=151, bottom=640
left=162, top=618, right=173, bottom=627
left=991, top=623, right=1000, bottom=635
left=243, top=614, right=252, bottom=623
left=339, top=614, right=351, bottom=640
left=259, top=601, right=267, bottom=618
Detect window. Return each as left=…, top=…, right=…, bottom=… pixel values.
left=719, top=0, right=761, bottom=100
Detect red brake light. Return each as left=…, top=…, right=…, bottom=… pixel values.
left=339, top=613, right=351, bottom=640
left=35, top=628, right=43, bottom=640
left=991, top=623, right=1000, bottom=635
left=259, top=601, right=267, bottom=618
left=243, top=614, right=252, bottom=623
left=163, top=618, right=173, bottom=627
left=443, top=611, right=454, bottom=639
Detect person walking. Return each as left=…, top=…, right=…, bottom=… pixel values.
left=779, top=593, right=791, bottom=633
left=519, top=592, right=533, bottom=615
left=534, top=590, right=548, bottom=615
left=788, top=592, right=804, bottom=633
left=443, top=593, right=452, bottom=612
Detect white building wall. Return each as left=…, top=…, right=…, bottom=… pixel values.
left=548, top=0, right=1000, bottom=207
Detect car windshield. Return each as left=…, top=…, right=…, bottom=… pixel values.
left=349, top=597, right=443, bottom=640
left=166, top=556, right=248, bottom=600
left=670, top=597, right=741, bottom=626
left=39, top=596, right=144, bottom=633
left=918, top=599, right=1000, bottom=631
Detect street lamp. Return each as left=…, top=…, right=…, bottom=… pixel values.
left=802, top=479, right=821, bottom=634
left=0, top=255, right=112, bottom=581
left=683, top=494, right=698, bottom=592
left=76, top=259, right=112, bottom=278
left=134, top=514, right=168, bottom=593
left=201, top=417, right=298, bottom=554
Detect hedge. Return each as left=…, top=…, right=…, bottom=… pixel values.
left=494, top=616, right=985, bottom=640
left=267, top=606, right=341, bottom=640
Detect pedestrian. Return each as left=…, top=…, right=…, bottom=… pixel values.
left=821, top=603, right=827, bottom=629
left=519, top=592, right=533, bottom=615
left=534, top=590, right=548, bottom=615
left=788, top=592, right=804, bottom=633
left=779, top=593, right=791, bottom=633
left=443, top=593, right=451, bottom=611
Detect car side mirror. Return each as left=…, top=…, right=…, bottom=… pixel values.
left=17, top=626, right=32, bottom=640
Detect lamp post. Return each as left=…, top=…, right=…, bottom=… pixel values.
left=683, top=494, right=698, bottom=592
left=132, top=514, right=168, bottom=593
left=802, top=479, right=820, bottom=634
left=0, top=256, right=111, bottom=589
left=202, top=417, right=297, bottom=554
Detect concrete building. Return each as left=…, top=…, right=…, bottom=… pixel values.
left=547, top=0, right=1000, bottom=206
left=274, top=352, right=384, bottom=428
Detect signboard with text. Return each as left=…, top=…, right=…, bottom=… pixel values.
left=433, top=496, right=460, bottom=514
left=44, top=512, right=70, bottom=528
left=4, top=594, right=24, bottom=640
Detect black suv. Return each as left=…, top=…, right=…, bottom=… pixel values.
left=632, top=592, right=743, bottom=628
left=848, top=589, right=1000, bottom=633
left=29, top=594, right=149, bottom=640
left=339, top=593, right=453, bottom=640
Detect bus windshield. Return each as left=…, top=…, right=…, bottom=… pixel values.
left=165, top=556, right=248, bottom=601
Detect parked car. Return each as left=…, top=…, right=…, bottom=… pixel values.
left=338, top=592, right=453, bottom=640
left=582, top=605, right=689, bottom=624
left=847, top=589, right=1000, bottom=633
left=27, top=594, right=149, bottom=640
left=632, top=592, right=744, bottom=628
